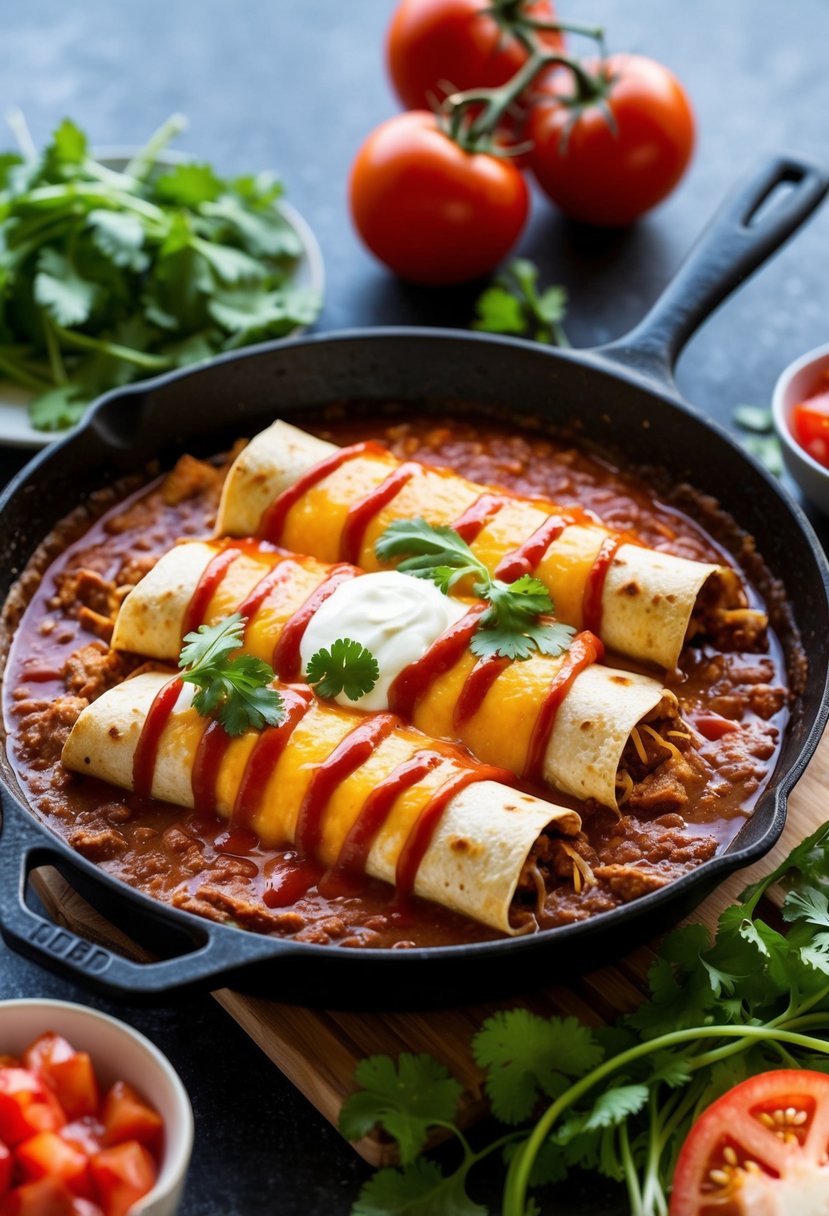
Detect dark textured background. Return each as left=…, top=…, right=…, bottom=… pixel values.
left=0, top=2, right=827, bottom=1212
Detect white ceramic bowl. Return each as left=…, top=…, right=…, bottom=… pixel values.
left=0, top=999, right=193, bottom=1216
left=772, top=340, right=829, bottom=515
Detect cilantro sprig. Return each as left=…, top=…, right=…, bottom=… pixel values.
left=179, top=613, right=285, bottom=737
left=0, top=115, right=321, bottom=431
left=375, top=517, right=575, bottom=661
left=342, top=820, right=829, bottom=1215
left=473, top=258, right=569, bottom=347
left=305, top=638, right=379, bottom=702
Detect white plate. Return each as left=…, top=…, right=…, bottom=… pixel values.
left=0, top=152, right=325, bottom=449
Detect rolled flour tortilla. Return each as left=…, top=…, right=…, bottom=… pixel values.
left=62, top=672, right=580, bottom=934
left=112, top=541, right=682, bottom=810
left=215, top=420, right=746, bottom=670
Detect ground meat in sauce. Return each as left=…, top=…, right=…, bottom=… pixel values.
left=1, top=421, right=793, bottom=951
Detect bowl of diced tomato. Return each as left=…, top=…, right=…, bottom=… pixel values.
left=0, top=1000, right=193, bottom=1216
left=772, top=341, right=829, bottom=514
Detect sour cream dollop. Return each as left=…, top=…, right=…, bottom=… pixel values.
left=298, top=571, right=469, bottom=711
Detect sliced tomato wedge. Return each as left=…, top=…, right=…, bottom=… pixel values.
left=670, top=1069, right=829, bottom=1214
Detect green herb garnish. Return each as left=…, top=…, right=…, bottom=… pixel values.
left=0, top=114, right=321, bottom=431
left=375, top=517, right=575, bottom=661
left=342, top=820, right=829, bottom=1216
left=473, top=258, right=569, bottom=347
left=179, top=613, right=284, bottom=736
left=733, top=404, right=783, bottom=476
left=306, top=638, right=380, bottom=701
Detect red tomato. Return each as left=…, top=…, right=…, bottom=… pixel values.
left=100, top=1084, right=162, bottom=1150
left=88, top=1144, right=156, bottom=1216
left=669, top=1069, right=829, bottom=1214
left=792, top=388, right=829, bottom=468
left=387, top=0, right=564, bottom=111
left=15, top=1135, right=90, bottom=1199
left=0, top=1177, right=83, bottom=1216
left=527, top=54, right=695, bottom=226
left=0, top=1072, right=64, bottom=1147
left=349, top=111, right=529, bottom=285
left=23, top=1039, right=98, bottom=1122
left=0, top=1143, right=11, bottom=1196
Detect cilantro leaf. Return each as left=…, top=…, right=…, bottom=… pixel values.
left=86, top=209, right=148, bottom=271
left=154, top=162, right=224, bottom=206
left=375, top=519, right=574, bottom=663
left=27, top=385, right=88, bottom=432
left=352, top=1160, right=487, bottom=1216
left=305, top=638, right=379, bottom=702
left=34, top=247, right=100, bottom=327
left=782, top=887, right=829, bottom=928
left=178, top=612, right=284, bottom=736
left=472, top=258, right=569, bottom=347
left=582, top=1084, right=649, bottom=1131
left=473, top=1010, right=603, bottom=1124
left=340, top=1054, right=462, bottom=1166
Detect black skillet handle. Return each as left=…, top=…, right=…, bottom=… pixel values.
left=596, top=155, right=829, bottom=385
left=0, top=800, right=279, bottom=999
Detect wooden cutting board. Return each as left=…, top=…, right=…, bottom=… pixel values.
left=32, top=724, right=829, bottom=1166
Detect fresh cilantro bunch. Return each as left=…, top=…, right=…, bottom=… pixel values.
left=473, top=258, right=569, bottom=347
left=179, top=613, right=285, bottom=736
left=306, top=638, right=380, bottom=701
left=341, top=821, right=829, bottom=1216
left=375, top=517, right=576, bottom=660
left=0, top=115, right=321, bottom=431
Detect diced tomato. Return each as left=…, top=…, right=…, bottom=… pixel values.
left=792, top=389, right=829, bottom=469
left=690, top=712, right=741, bottom=741
left=0, top=1071, right=64, bottom=1146
left=100, top=1084, right=162, bottom=1151
left=0, top=1177, right=77, bottom=1216
left=0, top=1143, right=11, bottom=1196
left=59, top=1122, right=102, bottom=1159
left=89, top=1143, right=156, bottom=1216
left=23, top=1039, right=98, bottom=1121
left=15, top=1134, right=91, bottom=1198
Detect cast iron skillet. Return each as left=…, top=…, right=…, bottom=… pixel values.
left=0, top=155, right=827, bottom=1008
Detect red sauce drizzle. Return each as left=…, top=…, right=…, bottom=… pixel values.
left=271, top=564, right=359, bottom=680
left=453, top=654, right=511, bottom=728
left=191, top=719, right=233, bottom=814
left=132, top=677, right=183, bottom=799
left=294, top=713, right=400, bottom=857
left=233, top=687, right=314, bottom=828
left=582, top=537, right=625, bottom=635
left=236, top=556, right=297, bottom=635
left=451, top=492, right=507, bottom=543
left=182, top=545, right=243, bottom=635
left=388, top=604, right=487, bottom=720
left=340, top=462, right=420, bottom=564
left=333, top=751, right=444, bottom=877
left=523, top=632, right=604, bottom=783
left=394, top=764, right=514, bottom=903
left=494, top=514, right=571, bottom=582
left=257, top=440, right=387, bottom=543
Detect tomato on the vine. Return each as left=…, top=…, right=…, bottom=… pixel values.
left=527, top=53, right=695, bottom=226
left=386, top=0, right=564, bottom=112
left=669, top=1070, right=829, bottom=1215
left=349, top=111, right=529, bottom=286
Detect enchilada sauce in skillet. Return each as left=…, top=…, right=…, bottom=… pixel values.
left=2, top=418, right=791, bottom=949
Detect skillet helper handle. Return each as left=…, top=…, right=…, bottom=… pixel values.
left=0, top=800, right=279, bottom=999
left=599, top=155, right=829, bottom=384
